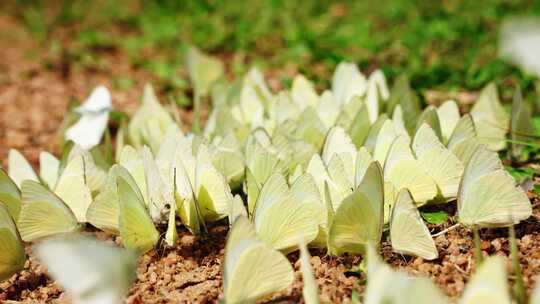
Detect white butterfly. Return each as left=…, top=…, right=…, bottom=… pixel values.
left=65, top=86, right=112, bottom=150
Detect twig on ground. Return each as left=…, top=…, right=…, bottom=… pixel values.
left=432, top=223, right=461, bottom=237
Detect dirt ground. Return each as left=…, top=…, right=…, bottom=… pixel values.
left=1, top=13, right=539, bottom=304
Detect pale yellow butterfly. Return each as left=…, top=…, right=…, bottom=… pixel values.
left=364, top=243, right=448, bottom=304
left=470, top=83, right=509, bottom=151
left=223, top=216, right=293, bottom=304
left=8, top=149, right=39, bottom=188
left=0, top=168, right=22, bottom=221
left=252, top=173, right=319, bottom=253
left=383, top=136, right=437, bottom=206
left=459, top=256, right=511, bottom=304
left=117, top=173, right=159, bottom=253
left=0, top=204, right=25, bottom=280
left=328, top=162, right=384, bottom=255
left=390, top=188, right=438, bottom=260
left=412, top=123, right=464, bottom=201
left=447, top=114, right=479, bottom=165
left=436, top=100, right=460, bottom=145
left=18, top=180, right=79, bottom=242
left=457, top=145, right=531, bottom=227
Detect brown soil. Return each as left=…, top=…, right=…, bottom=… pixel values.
left=1, top=12, right=539, bottom=304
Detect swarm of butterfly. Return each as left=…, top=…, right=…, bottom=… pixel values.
left=0, top=47, right=538, bottom=304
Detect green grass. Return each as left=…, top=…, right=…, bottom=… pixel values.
left=9, top=0, right=540, bottom=97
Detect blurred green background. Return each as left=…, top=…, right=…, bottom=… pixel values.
left=5, top=0, right=540, bottom=97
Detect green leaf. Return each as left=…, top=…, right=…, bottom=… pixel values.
left=421, top=210, right=449, bottom=225
left=534, top=184, right=540, bottom=197
left=506, top=166, right=538, bottom=183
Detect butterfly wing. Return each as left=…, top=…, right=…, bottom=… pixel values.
left=39, top=151, right=60, bottom=190
left=470, top=83, right=509, bottom=151
left=8, top=149, right=39, bottom=188
left=458, top=146, right=531, bottom=227
left=436, top=100, right=460, bottom=144
left=390, top=189, right=438, bottom=260
left=291, top=74, right=319, bottom=109
left=18, top=180, right=79, bottom=242
left=412, top=123, right=464, bottom=200
left=194, top=157, right=230, bottom=222
left=447, top=114, right=479, bottom=165
left=459, top=256, right=511, bottom=304
left=119, top=145, right=149, bottom=207
left=67, top=145, right=107, bottom=193
left=117, top=175, right=159, bottom=253
left=328, top=191, right=383, bottom=255
left=224, top=217, right=293, bottom=304
left=141, top=146, right=173, bottom=222
left=0, top=204, right=25, bottom=280
left=373, top=120, right=399, bottom=166
left=34, top=236, right=137, bottom=304
left=54, top=155, right=93, bottom=222
left=384, top=136, right=437, bottom=205
left=86, top=166, right=121, bottom=233
left=354, top=147, right=374, bottom=188
left=0, top=168, right=22, bottom=221
left=332, top=62, right=367, bottom=105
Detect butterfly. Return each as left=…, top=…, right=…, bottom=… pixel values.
left=446, top=114, right=479, bottom=165
left=251, top=173, right=320, bottom=253
left=500, top=18, right=540, bottom=79
left=0, top=203, right=25, bottom=281
left=327, top=162, right=384, bottom=255
left=0, top=167, right=22, bottom=220
left=86, top=164, right=139, bottom=234
left=412, top=123, right=464, bottom=201
left=470, top=83, right=509, bottom=151
left=459, top=256, right=511, bottom=304
left=508, top=87, right=535, bottom=161
left=332, top=62, right=367, bottom=106
left=385, top=75, right=421, bottom=134
left=383, top=136, right=437, bottom=209
left=366, top=117, right=399, bottom=167
left=8, top=149, right=40, bottom=188
left=128, top=84, right=176, bottom=152
left=117, top=171, right=159, bottom=253
left=457, top=145, right=531, bottom=227
left=208, top=133, right=245, bottom=189
left=223, top=216, right=293, bottom=304
left=54, top=155, right=93, bottom=222
left=365, top=69, right=390, bottom=123
left=436, top=100, right=461, bottom=145
left=35, top=235, right=137, bottom=304
left=18, top=180, right=80, bottom=242
left=291, top=74, right=319, bottom=110
left=65, top=85, right=112, bottom=150
left=363, top=244, right=448, bottom=304
left=186, top=46, right=224, bottom=99
left=141, top=145, right=175, bottom=223
left=389, top=188, right=438, bottom=260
